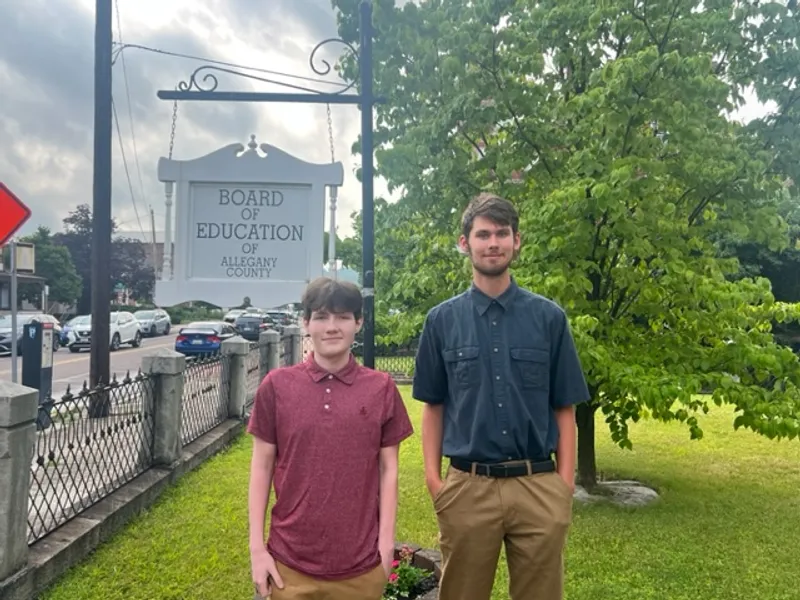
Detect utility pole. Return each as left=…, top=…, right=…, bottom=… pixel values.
left=150, top=207, right=158, bottom=275
left=90, top=0, right=113, bottom=388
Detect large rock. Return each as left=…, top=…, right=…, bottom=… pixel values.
left=575, top=480, right=660, bottom=507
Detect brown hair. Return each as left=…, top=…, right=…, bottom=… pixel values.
left=461, top=192, right=519, bottom=238
left=301, top=277, right=363, bottom=321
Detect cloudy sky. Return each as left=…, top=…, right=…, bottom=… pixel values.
left=1, top=0, right=378, bottom=242
left=1, top=0, right=773, bottom=247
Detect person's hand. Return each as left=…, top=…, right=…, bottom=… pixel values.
left=426, top=476, right=444, bottom=500
left=558, top=471, right=576, bottom=494
left=251, top=545, right=284, bottom=598
left=380, top=543, right=395, bottom=578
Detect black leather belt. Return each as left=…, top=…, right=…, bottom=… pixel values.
left=450, top=457, right=555, bottom=478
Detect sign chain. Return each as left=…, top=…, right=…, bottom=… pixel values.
left=168, top=97, right=178, bottom=160
left=326, top=103, right=335, bottom=164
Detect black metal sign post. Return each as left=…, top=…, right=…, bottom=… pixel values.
left=157, top=0, right=378, bottom=369
left=91, top=0, right=114, bottom=388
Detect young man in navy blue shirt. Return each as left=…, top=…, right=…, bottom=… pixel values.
left=413, top=192, right=590, bottom=600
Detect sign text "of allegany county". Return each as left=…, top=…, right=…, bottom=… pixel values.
left=220, top=256, right=278, bottom=279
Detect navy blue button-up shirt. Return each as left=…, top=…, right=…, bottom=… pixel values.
left=412, top=279, right=590, bottom=463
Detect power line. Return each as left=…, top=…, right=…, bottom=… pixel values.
left=111, top=42, right=350, bottom=90
left=112, top=96, right=148, bottom=241
left=113, top=0, right=149, bottom=242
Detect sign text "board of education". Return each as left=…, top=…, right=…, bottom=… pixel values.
left=189, top=184, right=310, bottom=281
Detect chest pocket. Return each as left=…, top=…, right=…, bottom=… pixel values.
left=443, top=346, right=481, bottom=389
left=510, top=347, right=550, bottom=391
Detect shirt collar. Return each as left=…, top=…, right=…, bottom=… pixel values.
left=304, top=352, right=358, bottom=385
left=470, top=277, right=519, bottom=315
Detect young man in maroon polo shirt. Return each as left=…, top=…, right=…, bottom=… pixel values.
left=248, top=277, right=414, bottom=600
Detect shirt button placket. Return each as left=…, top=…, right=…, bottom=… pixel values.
left=490, top=307, right=510, bottom=448
left=324, top=384, right=332, bottom=411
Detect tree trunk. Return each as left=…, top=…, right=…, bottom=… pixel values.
left=576, top=395, right=598, bottom=490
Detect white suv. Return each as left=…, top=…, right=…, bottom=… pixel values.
left=66, top=311, right=143, bottom=353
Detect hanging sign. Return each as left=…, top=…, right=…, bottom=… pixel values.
left=155, top=135, right=343, bottom=308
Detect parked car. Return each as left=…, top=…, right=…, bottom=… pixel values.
left=0, top=313, right=62, bottom=355
left=66, top=311, right=143, bottom=352
left=134, top=308, right=172, bottom=336
left=265, top=310, right=295, bottom=332
left=174, top=321, right=238, bottom=357
left=233, top=313, right=274, bottom=341
left=223, top=309, right=246, bottom=323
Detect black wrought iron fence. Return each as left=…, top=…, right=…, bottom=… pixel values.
left=245, top=342, right=261, bottom=405
left=350, top=333, right=418, bottom=378
left=181, top=354, right=228, bottom=446
left=28, top=371, right=156, bottom=544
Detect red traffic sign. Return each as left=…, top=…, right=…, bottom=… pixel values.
left=0, top=182, right=31, bottom=247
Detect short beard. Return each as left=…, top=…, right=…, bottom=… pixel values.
left=467, top=245, right=514, bottom=277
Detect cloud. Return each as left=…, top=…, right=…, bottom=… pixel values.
left=0, top=0, right=375, bottom=243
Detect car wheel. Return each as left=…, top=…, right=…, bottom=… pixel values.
left=132, top=331, right=142, bottom=348
left=111, top=333, right=121, bottom=351
left=52, top=337, right=59, bottom=352
left=164, top=324, right=170, bottom=335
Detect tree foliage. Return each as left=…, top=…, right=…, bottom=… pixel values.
left=17, top=227, right=82, bottom=307
left=333, top=0, right=800, bottom=485
left=53, top=205, right=155, bottom=312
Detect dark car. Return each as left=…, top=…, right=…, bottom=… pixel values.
left=174, top=321, right=238, bottom=357
left=233, top=313, right=275, bottom=341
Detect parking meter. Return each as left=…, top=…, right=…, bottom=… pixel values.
left=22, top=321, right=55, bottom=430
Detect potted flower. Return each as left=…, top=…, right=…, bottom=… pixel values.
left=383, top=545, right=436, bottom=600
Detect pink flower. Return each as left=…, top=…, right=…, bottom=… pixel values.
left=389, top=573, right=398, bottom=582
left=392, top=560, right=400, bottom=568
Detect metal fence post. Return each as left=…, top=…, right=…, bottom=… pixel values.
left=141, top=349, right=186, bottom=468
left=260, top=330, right=280, bottom=377
left=0, top=381, right=38, bottom=581
left=222, top=337, right=250, bottom=418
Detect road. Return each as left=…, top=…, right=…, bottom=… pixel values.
left=0, top=333, right=179, bottom=399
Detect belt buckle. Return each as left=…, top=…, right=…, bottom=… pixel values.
left=490, top=463, right=509, bottom=477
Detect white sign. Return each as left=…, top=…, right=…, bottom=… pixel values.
left=15, top=242, right=35, bottom=273
left=155, top=135, right=343, bottom=308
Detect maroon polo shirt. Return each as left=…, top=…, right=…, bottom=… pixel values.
left=247, top=353, right=414, bottom=580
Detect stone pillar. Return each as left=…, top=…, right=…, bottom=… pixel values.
left=141, top=349, right=186, bottom=468
left=0, top=381, right=38, bottom=581
left=283, top=325, right=303, bottom=365
left=259, top=330, right=280, bottom=380
left=222, top=337, right=250, bottom=418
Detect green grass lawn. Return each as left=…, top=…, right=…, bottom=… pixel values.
left=41, top=388, right=800, bottom=600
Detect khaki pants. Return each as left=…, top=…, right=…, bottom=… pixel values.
left=434, top=464, right=574, bottom=600
left=269, top=561, right=386, bottom=600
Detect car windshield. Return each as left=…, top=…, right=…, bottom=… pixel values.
left=0, top=315, right=11, bottom=327
left=135, top=310, right=155, bottom=319
left=69, top=316, right=91, bottom=325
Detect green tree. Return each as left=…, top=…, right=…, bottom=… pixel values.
left=17, top=227, right=82, bottom=308
left=333, top=0, right=800, bottom=487
left=111, top=238, right=155, bottom=303
left=54, top=205, right=156, bottom=312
